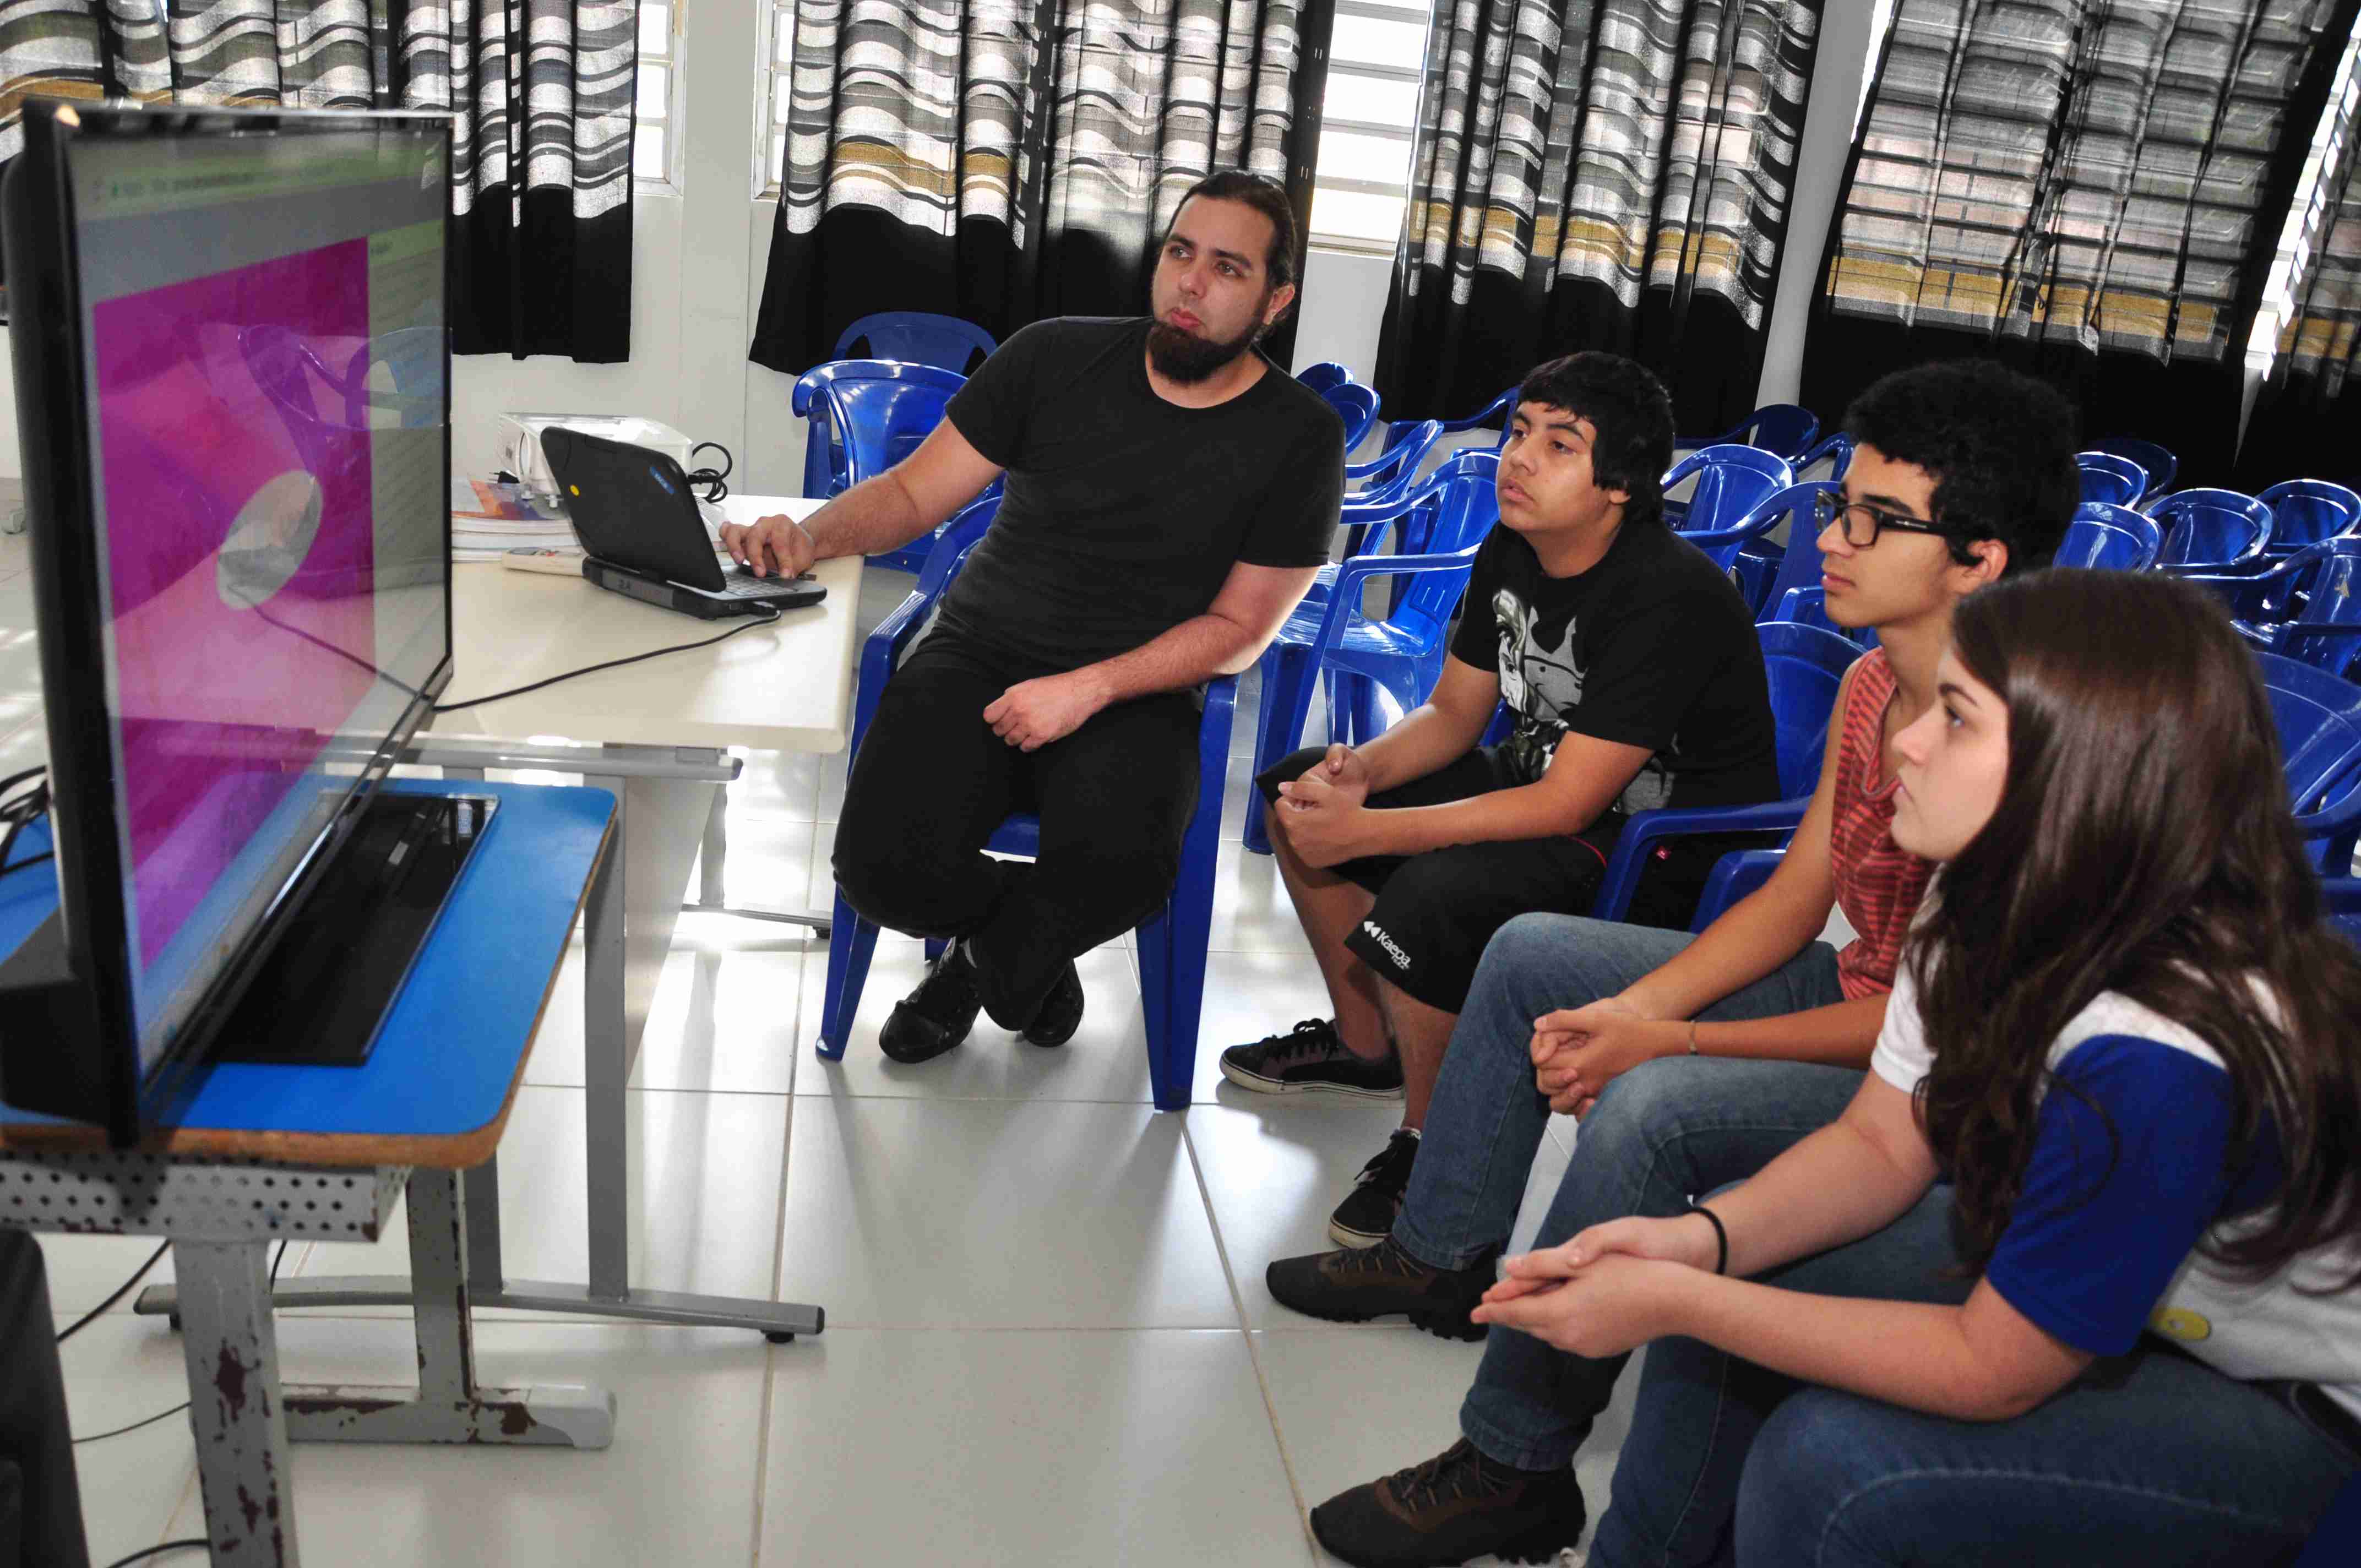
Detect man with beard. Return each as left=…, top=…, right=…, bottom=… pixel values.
left=725, top=171, right=1344, bottom=1063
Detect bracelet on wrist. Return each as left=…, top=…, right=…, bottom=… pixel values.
left=1687, top=1202, right=1729, bottom=1276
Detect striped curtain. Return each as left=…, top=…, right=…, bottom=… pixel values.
left=2243, top=48, right=2361, bottom=480
left=1800, top=0, right=2361, bottom=482
left=0, top=0, right=639, bottom=362
left=1371, top=0, right=1823, bottom=433
left=746, top=0, right=1329, bottom=374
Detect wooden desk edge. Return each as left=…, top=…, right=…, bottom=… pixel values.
left=0, top=810, right=618, bottom=1172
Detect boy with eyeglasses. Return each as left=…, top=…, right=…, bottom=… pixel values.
left=1267, top=359, right=2082, bottom=1568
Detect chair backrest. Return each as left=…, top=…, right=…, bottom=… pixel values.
left=831, top=311, right=997, bottom=373
left=1736, top=404, right=1819, bottom=461
left=2058, top=503, right=2163, bottom=571
left=2151, top=487, right=2274, bottom=570
left=1792, top=432, right=1854, bottom=482
left=1666, top=445, right=1794, bottom=537
left=2091, top=436, right=2177, bottom=498
left=2256, top=479, right=2361, bottom=552
left=912, top=491, right=1003, bottom=600
left=1758, top=621, right=1863, bottom=799
left=2272, top=540, right=2361, bottom=680
left=1319, top=382, right=1383, bottom=455
left=1386, top=455, right=1504, bottom=643
left=1751, top=481, right=1843, bottom=618
left=2076, top=451, right=2148, bottom=509
left=1773, top=586, right=1876, bottom=649
left=1296, top=361, right=1353, bottom=394
left=1432, top=386, right=1517, bottom=444
left=2256, top=651, right=2361, bottom=865
left=795, top=360, right=968, bottom=486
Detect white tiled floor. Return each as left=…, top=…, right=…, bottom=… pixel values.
left=39, top=563, right=1622, bottom=1567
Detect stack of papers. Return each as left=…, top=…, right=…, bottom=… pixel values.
left=451, top=476, right=580, bottom=561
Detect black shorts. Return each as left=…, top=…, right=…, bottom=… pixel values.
left=1255, top=745, right=1624, bottom=1014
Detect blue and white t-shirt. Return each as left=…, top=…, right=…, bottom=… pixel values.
left=1872, top=966, right=2361, bottom=1423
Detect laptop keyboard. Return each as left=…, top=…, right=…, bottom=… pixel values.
left=720, top=572, right=812, bottom=597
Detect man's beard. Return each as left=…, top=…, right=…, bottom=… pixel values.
left=1146, top=313, right=1263, bottom=385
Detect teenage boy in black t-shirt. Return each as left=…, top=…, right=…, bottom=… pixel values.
left=723, top=172, right=1345, bottom=1064
left=1220, top=352, right=1779, bottom=1246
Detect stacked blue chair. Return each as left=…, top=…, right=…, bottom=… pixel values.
left=1590, top=622, right=1863, bottom=921
left=1373, top=386, right=1516, bottom=465
left=2058, top=503, right=2163, bottom=570
left=2090, top=436, right=2177, bottom=500
left=2256, top=479, right=2360, bottom=558
left=2183, top=540, right=2361, bottom=679
left=2077, top=451, right=2148, bottom=508
left=1748, top=481, right=1843, bottom=619
left=1296, top=362, right=1353, bottom=394
left=2258, top=651, right=2361, bottom=876
left=1679, top=404, right=1820, bottom=463
left=2151, top=488, right=2276, bottom=575
left=791, top=360, right=974, bottom=573
left=815, top=496, right=1234, bottom=1110
left=1789, top=431, right=1854, bottom=481
left=1243, top=456, right=1503, bottom=855
left=833, top=311, right=997, bottom=371
left=1318, top=381, right=1384, bottom=460
left=1672, top=470, right=1811, bottom=577
left=1662, top=444, right=1792, bottom=540
left=2325, top=878, right=2361, bottom=950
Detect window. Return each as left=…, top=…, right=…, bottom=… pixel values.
left=757, top=0, right=797, bottom=195
left=634, top=1, right=682, bottom=187
left=2245, top=19, right=2361, bottom=374
left=1307, top=0, right=1434, bottom=252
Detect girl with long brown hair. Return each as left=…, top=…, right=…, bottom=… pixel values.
left=1474, top=569, right=2361, bottom=1566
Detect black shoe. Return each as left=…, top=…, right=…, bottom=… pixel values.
left=1018, top=960, right=1084, bottom=1047
left=1266, top=1234, right=1497, bottom=1341
left=1218, top=1019, right=1404, bottom=1098
left=1309, top=1439, right=1586, bottom=1568
left=878, top=941, right=983, bottom=1064
left=1330, top=1129, right=1421, bottom=1247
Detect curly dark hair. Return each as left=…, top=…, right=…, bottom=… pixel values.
left=1843, top=360, right=2081, bottom=574
left=1515, top=353, right=1676, bottom=530
left=1910, top=570, right=2361, bottom=1287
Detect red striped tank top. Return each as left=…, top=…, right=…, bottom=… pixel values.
left=1828, top=649, right=1935, bottom=999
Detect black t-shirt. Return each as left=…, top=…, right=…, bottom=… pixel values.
left=937, top=317, right=1345, bottom=671
left=1448, top=517, right=1780, bottom=816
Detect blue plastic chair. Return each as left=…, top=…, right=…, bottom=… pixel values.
left=2150, top=488, right=2276, bottom=575
left=815, top=497, right=1233, bottom=1110
left=1345, top=418, right=1444, bottom=499
left=832, top=311, right=997, bottom=372
left=1296, top=362, right=1353, bottom=394
left=1744, top=481, right=1843, bottom=620
left=1662, top=445, right=1793, bottom=542
left=2077, top=451, right=2149, bottom=509
left=2257, top=651, right=2361, bottom=875
left=1687, top=847, right=1786, bottom=932
left=792, top=360, right=975, bottom=572
left=1591, top=622, right=1863, bottom=922
left=1676, top=474, right=1816, bottom=576
left=2325, top=878, right=2361, bottom=951
left=1679, top=404, right=1820, bottom=463
left=1243, top=457, right=1504, bottom=856
left=2256, top=479, right=2361, bottom=557
left=1318, top=381, right=1383, bottom=459
left=1789, top=431, right=1854, bottom=481
left=2091, top=436, right=2177, bottom=499
left=1376, top=386, right=1516, bottom=461
left=2184, top=540, right=2361, bottom=681
left=2058, top=504, right=2163, bottom=571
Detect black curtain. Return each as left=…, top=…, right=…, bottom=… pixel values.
left=2240, top=51, right=2361, bottom=487
left=746, top=0, right=1333, bottom=374
left=1372, top=0, right=1825, bottom=434
left=1799, top=0, right=2361, bottom=486
left=0, top=0, right=638, bottom=363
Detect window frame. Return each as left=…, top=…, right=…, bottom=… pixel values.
left=1305, top=0, right=1433, bottom=256
left=633, top=0, right=686, bottom=193
left=754, top=0, right=796, bottom=199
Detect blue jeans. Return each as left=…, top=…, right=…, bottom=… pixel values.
left=1390, top=912, right=1861, bottom=1472
left=1591, top=1186, right=2358, bottom=1567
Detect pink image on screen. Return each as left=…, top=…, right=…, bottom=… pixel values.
left=92, top=240, right=378, bottom=969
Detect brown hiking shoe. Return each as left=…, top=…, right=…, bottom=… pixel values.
left=1310, top=1438, right=1586, bottom=1568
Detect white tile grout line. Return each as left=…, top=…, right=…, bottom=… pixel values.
left=1178, top=1111, right=1323, bottom=1565
left=750, top=1049, right=800, bottom=1567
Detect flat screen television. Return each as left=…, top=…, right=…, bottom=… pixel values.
left=0, top=101, right=457, bottom=1144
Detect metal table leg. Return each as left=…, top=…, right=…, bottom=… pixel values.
left=175, top=1237, right=301, bottom=1566
left=680, top=781, right=832, bottom=933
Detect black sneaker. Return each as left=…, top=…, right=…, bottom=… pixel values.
left=1266, top=1235, right=1497, bottom=1341
left=1218, top=1019, right=1403, bottom=1098
left=878, top=941, right=983, bottom=1064
left=1330, top=1129, right=1421, bottom=1247
left=1309, top=1439, right=1586, bottom=1568
left=1018, top=960, right=1084, bottom=1048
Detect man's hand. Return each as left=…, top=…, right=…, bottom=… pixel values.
left=1298, top=743, right=1373, bottom=810
left=721, top=512, right=818, bottom=579
left=983, top=673, right=1108, bottom=752
left=1530, top=997, right=1683, bottom=1114
left=1272, top=767, right=1372, bottom=868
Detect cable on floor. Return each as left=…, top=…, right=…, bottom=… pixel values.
left=70, top=1244, right=290, bottom=1445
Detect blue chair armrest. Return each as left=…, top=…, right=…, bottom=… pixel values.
left=1592, top=798, right=1812, bottom=923
left=2275, top=623, right=2361, bottom=652
left=1437, top=388, right=1515, bottom=438
left=1688, top=849, right=1785, bottom=933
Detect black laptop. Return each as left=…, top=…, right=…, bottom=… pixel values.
left=539, top=427, right=827, bottom=619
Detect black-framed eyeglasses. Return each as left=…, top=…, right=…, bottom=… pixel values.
left=1810, top=488, right=1949, bottom=548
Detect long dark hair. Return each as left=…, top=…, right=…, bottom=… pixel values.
left=1912, top=570, right=2361, bottom=1285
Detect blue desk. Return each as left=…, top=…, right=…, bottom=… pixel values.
left=1, top=779, right=619, bottom=1568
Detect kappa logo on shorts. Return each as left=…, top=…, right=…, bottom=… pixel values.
left=1360, top=919, right=1413, bottom=971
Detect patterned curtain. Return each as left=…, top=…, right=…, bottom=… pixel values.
left=0, top=0, right=639, bottom=363
left=2242, top=40, right=2361, bottom=482
left=1370, top=0, right=1823, bottom=433
left=1799, top=0, right=2361, bottom=483
left=746, top=0, right=1331, bottom=374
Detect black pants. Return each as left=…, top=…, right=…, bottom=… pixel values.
left=832, top=624, right=1201, bottom=1026
left=0, top=1232, right=88, bottom=1568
